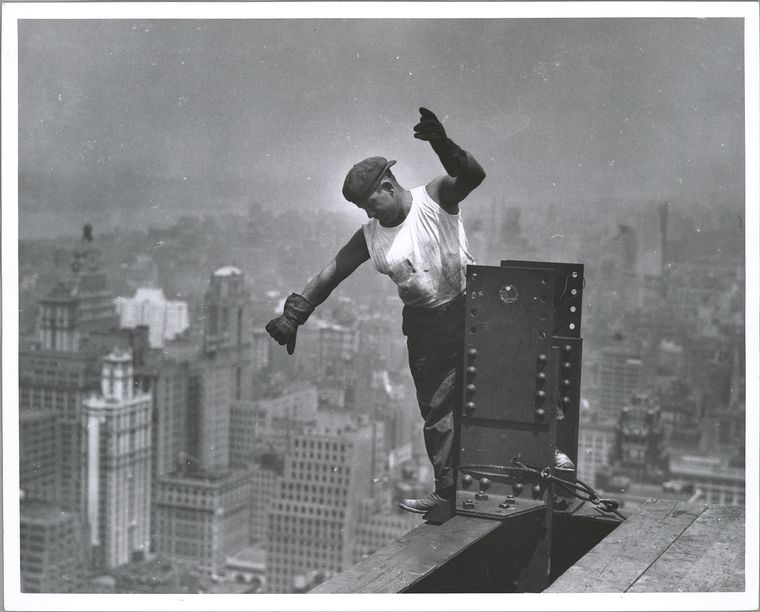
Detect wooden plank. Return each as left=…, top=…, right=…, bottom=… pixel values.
left=628, top=505, right=745, bottom=592
left=311, top=514, right=504, bottom=593
left=546, top=499, right=707, bottom=592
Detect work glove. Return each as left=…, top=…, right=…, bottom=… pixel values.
left=265, top=293, right=315, bottom=355
left=413, top=107, right=468, bottom=177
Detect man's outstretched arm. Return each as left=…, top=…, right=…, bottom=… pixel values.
left=266, top=229, right=370, bottom=354
left=414, top=107, right=486, bottom=213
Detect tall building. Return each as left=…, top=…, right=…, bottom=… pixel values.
left=202, top=266, right=250, bottom=359
left=266, top=411, right=374, bottom=593
left=20, top=409, right=59, bottom=503
left=141, top=351, right=191, bottom=551
left=145, top=354, right=191, bottom=480
left=114, top=288, right=189, bottom=349
left=151, top=265, right=255, bottom=578
left=82, top=348, right=153, bottom=569
left=152, top=467, right=252, bottom=577
left=20, top=501, right=87, bottom=593
left=231, top=383, right=318, bottom=463
left=188, top=358, right=234, bottom=472
left=20, top=225, right=120, bottom=513
left=248, top=457, right=282, bottom=544
left=611, top=395, right=669, bottom=482
left=598, top=340, right=642, bottom=419
left=187, top=266, right=253, bottom=472
left=251, top=329, right=270, bottom=372
left=577, top=410, right=617, bottom=488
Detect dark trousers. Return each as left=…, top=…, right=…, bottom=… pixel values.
left=402, top=294, right=465, bottom=493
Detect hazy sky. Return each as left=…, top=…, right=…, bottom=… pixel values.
left=18, top=17, right=744, bottom=238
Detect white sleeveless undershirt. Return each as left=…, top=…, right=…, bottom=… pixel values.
left=362, top=185, right=476, bottom=309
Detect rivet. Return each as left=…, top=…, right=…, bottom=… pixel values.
left=561, top=361, right=572, bottom=372
left=462, top=473, right=473, bottom=487
left=479, top=477, right=492, bottom=491
left=560, top=396, right=571, bottom=407
left=464, top=401, right=476, bottom=414
left=561, top=378, right=571, bottom=388
left=499, top=494, right=517, bottom=509
left=535, top=390, right=547, bottom=401
left=466, top=384, right=477, bottom=394
left=532, top=484, right=542, bottom=499
left=512, top=482, right=524, bottom=495
left=467, top=347, right=478, bottom=359
left=535, top=407, right=546, bottom=420
left=466, top=366, right=477, bottom=377
left=537, top=353, right=548, bottom=365
left=563, top=344, right=573, bottom=354
left=536, top=371, right=547, bottom=383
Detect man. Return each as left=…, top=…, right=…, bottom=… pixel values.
left=266, top=107, right=485, bottom=513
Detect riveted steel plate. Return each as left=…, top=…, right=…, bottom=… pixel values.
left=501, top=260, right=584, bottom=338
left=462, top=264, right=556, bottom=424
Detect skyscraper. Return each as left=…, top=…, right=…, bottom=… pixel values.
left=19, top=409, right=59, bottom=504
left=82, top=348, right=153, bottom=569
left=152, top=467, right=252, bottom=578
left=114, top=288, right=190, bottom=349
left=599, top=340, right=642, bottom=419
left=152, top=266, right=255, bottom=577
left=187, top=266, right=253, bottom=471
left=20, top=501, right=87, bottom=593
left=20, top=225, right=121, bottom=513
left=266, top=411, right=374, bottom=593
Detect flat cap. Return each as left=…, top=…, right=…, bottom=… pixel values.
left=342, top=157, right=396, bottom=203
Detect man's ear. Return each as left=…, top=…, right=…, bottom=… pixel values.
left=380, top=179, right=394, bottom=195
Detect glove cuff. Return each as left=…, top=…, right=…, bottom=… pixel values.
left=283, top=293, right=315, bottom=326
left=431, top=138, right=468, bottom=177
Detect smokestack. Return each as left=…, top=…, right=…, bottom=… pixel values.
left=658, top=202, right=669, bottom=275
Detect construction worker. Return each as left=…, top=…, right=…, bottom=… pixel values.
left=266, top=107, right=485, bottom=513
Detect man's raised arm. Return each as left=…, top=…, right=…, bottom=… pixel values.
left=413, top=107, right=486, bottom=213
left=265, top=229, right=370, bottom=354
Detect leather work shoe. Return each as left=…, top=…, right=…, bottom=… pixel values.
left=399, top=491, right=449, bottom=514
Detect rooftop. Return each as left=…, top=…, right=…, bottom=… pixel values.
left=213, top=265, right=242, bottom=277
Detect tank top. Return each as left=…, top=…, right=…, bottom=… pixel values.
left=362, top=185, right=476, bottom=309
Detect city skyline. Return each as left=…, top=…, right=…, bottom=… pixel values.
left=3, top=2, right=758, bottom=609
left=15, top=12, right=745, bottom=243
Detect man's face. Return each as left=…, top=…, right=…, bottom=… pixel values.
left=355, top=183, right=400, bottom=227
